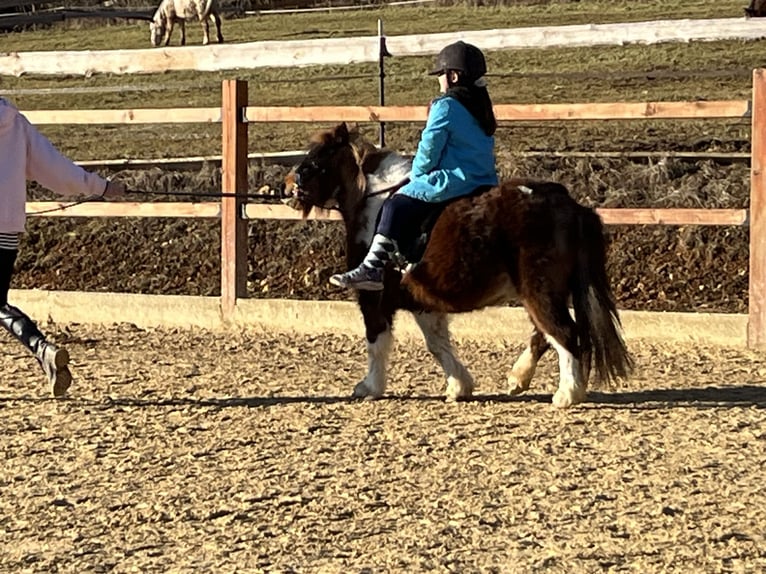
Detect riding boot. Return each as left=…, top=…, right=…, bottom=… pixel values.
left=329, top=233, right=400, bottom=291
left=0, top=304, right=72, bottom=397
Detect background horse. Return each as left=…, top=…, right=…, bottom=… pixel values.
left=283, top=122, right=633, bottom=407
left=149, top=0, right=224, bottom=47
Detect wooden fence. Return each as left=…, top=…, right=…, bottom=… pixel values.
left=7, top=17, right=766, bottom=76
left=23, top=74, right=766, bottom=346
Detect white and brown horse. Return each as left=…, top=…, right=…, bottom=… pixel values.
left=149, top=0, right=223, bottom=47
left=283, top=123, right=633, bottom=407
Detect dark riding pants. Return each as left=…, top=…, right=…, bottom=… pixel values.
left=377, top=193, right=443, bottom=249
left=0, top=249, right=17, bottom=307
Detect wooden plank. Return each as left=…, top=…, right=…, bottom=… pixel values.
left=597, top=208, right=748, bottom=226
left=749, top=70, right=766, bottom=347
left=493, top=101, right=750, bottom=121
left=23, top=108, right=221, bottom=125
left=243, top=205, right=746, bottom=226
left=24, top=202, right=747, bottom=227
left=514, top=150, right=751, bottom=162
left=385, top=18, right=766, bottom=56
left=220, top=79, right=249, bottom=317
left=244, top=0, right=435, bottom=15
left=26, top=202, right=221, bottom=218
left=21, top=101, right=747, bottom=127
left=0, top=9, right=153, bottom=30
left=244, top=100, right=749, bottom=124
left=73, top=149, right=751, bottom=173
left=243, top=203, right=343, bottom=221
left=75, top=150, right=306, bottom=171
left=4, top=18, right=766, bottom=77
left=244, top=106, right=425, bottom=123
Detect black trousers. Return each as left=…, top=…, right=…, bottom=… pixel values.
left=377, top=193, right=443, bottom=249
left=0, top=248, right=17, bottom=307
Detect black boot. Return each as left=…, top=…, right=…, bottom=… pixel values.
left=0, top=304, right=71, bottom=397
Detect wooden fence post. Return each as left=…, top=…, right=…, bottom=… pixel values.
left=749, top=69, right=766, bottom=347
left=220, top=79, right=248, bottom=320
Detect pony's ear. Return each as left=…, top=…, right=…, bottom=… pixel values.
left=334, top=122, right=350, bottom=144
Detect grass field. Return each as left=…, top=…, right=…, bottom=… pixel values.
left=0, top=0, right=759, bottom=160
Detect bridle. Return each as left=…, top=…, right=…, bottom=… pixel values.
left=291, top=141, right=408, bottom=211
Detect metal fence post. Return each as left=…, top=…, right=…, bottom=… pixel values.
left=221, top=79, right=248, bottom=320
left=378, top=18, right=391, bottom=148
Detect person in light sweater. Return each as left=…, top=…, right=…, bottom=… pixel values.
left=0, top=97, right=126, bottom=397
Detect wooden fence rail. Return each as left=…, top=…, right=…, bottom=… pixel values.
left=22, top=76, right=766, bottom=346
left=6, top=18, right=766, bottom=77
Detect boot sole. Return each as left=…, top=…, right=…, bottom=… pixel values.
left=51, top=349, right=72, bottom=398
left=329, top=277, right=384, bottom=291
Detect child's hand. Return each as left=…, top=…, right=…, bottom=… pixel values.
left=102, top=179, right=127, bottom=198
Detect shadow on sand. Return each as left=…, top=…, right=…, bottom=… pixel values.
left=3, top=384, right=764, bottom=410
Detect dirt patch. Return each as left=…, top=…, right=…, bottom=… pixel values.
left=1, top=325, right=765, bottom=572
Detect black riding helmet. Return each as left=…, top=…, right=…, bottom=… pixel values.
left=428, top=41, right=487, bottom=82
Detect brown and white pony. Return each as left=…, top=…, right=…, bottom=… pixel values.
left=283, top=123, right=633, bottom=407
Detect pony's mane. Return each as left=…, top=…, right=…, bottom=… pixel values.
left=349, top=136, right=411, bottom=194
left=307, top=126, right=411, bottom=195
left=308, top=128, right=336, bottom=147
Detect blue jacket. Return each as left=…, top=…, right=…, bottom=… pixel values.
left=398, top=95, right=498, bottom=203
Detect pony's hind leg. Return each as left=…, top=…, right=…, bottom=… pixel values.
left=508, top=329, right=550, bottom=395
left=212, top=12, right=224, bottom=43
left=525, top=301, right=585, bottom=408
left=413, top=311, right=474, bottom=402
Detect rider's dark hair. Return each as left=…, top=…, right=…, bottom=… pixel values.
left=445, top=73, right=497, bottom=137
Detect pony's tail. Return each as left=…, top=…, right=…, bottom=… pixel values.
left=571, top=206, right=634, bottom=386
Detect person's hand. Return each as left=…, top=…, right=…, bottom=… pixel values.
left=102, top=179, right=127, bottom=199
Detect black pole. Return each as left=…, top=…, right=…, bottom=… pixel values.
left=378, top=18, right=391, bottom=148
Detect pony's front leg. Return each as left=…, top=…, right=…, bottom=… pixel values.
left=352, top=294, right=394, bottom=399
left=179, top=20, right=186, bottom=45
left=413, top=311, right=474, bottom=401
left=508, top=328, right=550, bottom=395
left=201, top=17, right=210, bottom=45
left=163, top=20, right=174, bottom=46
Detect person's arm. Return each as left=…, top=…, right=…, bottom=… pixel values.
left=23, top=114, right=109, bottom=197
left=410, top=98, right=452, bottom=177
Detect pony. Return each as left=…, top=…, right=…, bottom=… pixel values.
left=149, top=0, right=224, bottom=47
left=283, top=123, right=633, bottom=407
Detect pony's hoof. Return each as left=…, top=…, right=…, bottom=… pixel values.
left=352, top=380, right=383, bottom=399
left=552, top=388, right=586, bottom=408
left=445, top=377, right=473, bottom=402
left=507, top=374, right=531, bottom=396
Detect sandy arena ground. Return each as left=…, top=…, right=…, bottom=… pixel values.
left=1, top=323, right=765, bottom=573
